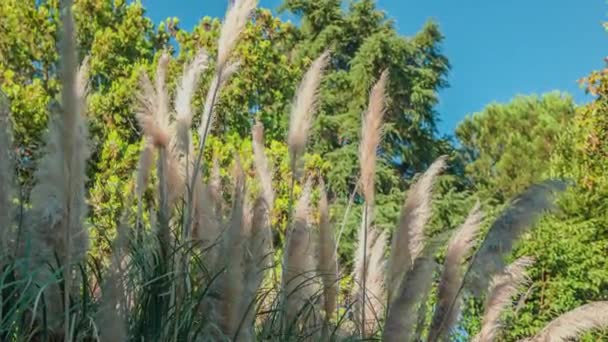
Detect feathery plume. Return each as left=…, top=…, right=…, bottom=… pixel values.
left=472, top=257, right=534, bottom=342
left=383, top=251, right=437, bottom=342
left=136, top=141, right=154, bottom=199
left=165, top=145, right=188, bottom=208
left=76, top=55, right=90, bottom=106
left=362, top=229, right=388, bottom=334
left=283, top=179, right=318, bottom=326
left=217, top=0, right=257, bottom=68
left=96, top=207, right=130, bottom=342
left=216, top=159, right=248, bottom=338
left=317, top=180, right=338, bottom=321
left=198, top=61, right=241, bottom=145
left=135, top=53, right=171, bottom=148
left=135, top=140, right=154, bottom=236
left=354, top=70, right=389, bottom=337
left=386, top=155, right=447, bottom=302
left=65, top=11, right=92, bottom=264
left=175, top=49, right=209, bottom=127
left=155, top=52, right=170, bottom=130
left=287, top=51, right=330, bottom=171
left=193, top=183, right=223, bottom=271
left=136, top=72, right=170, bottom=147
left=174, top=50, right=209, bottom=161
left=0, top=93, right=14, bottom=257
left=252, top=121, right=275, bottom=209
left=240, top=196, right=273, bottom=340
left=26, top=0, right=91, bottom=329
left=97, top=269, right=127, bottom=342
left=351, top=203, right=374, bottom=336
left=468, top=180, right=566, bottom=295
left=428, top=202, right=484, bottom=342
left=359, top=70, right=389, bottom=205
left=527, top=301, right=608, bottom=342
left=210, top=155, right=223, bottom=208
left=193, top=10, right=247, bottom=206
left=247, top=196, right=273, bottom=289
left=66, top=20, right=89, bottom=229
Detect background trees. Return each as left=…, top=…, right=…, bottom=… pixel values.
left=502, top=66, right=608, bottom=341
left=1, top=0, right=607, bottom=340
left=456, top=92, right=575, bottom=202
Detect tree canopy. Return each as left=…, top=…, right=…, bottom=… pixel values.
left=1, top=0, right=607, bottom=340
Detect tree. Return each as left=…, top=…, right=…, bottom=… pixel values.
left=282, top=0, right=451, bottom=197
left=501, top=66, right=608, bottom=341
left=175, top=8, right=301, bottom=141
left=456, top=92, right=575, bottom=202
left=0, top=0, right=59, bottom=186
left=278, top=1, right=455, bottom=268
left=454, top=62, right=608, bottom=342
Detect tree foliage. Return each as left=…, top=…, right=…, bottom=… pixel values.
left=283, top=0, right=451, bottom=197
left=3, top=0, right=608, bottom=340
left=455, top=62, right=608, bottom=341
left=501, top=65, right=608, bottom=341
left=456, top=92, right=575, bottom=201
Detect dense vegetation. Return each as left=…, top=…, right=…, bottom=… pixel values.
left=0, top=0, right=607, bottom=341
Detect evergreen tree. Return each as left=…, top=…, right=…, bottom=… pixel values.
left=456, top=92, right=575, bottom=202
left=282, top=0, right=451, bottom=197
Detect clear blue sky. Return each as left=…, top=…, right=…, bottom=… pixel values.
left=142, top=0, right=607, bottom=135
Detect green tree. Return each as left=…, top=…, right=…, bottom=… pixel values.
left=175, top=9, right=301, bottom=141
left=279, top=0, right=455, bottom=267
left=0, top=0, right=306, bottom=256
left=0, top=0, right=59, bottom=186
left=454, top=61, right=608, bottom=342
left=77, top=0, right=163, bottom=254
left=456, top=92, right=575, bottom=202
left=282, top=0, right=451, bottom=197
left=502, top=67, right=608, bottom=341
left=1, top=0, right=470, bottom=312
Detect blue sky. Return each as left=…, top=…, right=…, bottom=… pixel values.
left=143, top=0, right=607, bottom=135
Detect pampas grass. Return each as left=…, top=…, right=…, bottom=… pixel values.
left=468, top=180, right=566, bottom=295
left=352, top=218, right=386, bottom=336
left=215, top=160, right=249, bottom=339
left=189, top=3, right=253, bottom=247
left=252, top=121, right=275, bottom=210
left=217, top=0, right=258, bottom=69
left=354, top=70, right=389, bottom=338
left=0, top=1, right=594, bottom=340
left=136, top=53, right=175, bottom=257
left=197, top=0, right=252, bottom=149
left=96, top=204, right=130, bottom=342
left=472, top=257, right=534, bottom=342
left=383, top=249, right=436, bottom=342
left=317, top=180, right=338, bottom=322
left=428, top=202, right=484, bottom=341
left=175, top=49, right=210, bottom=129
left=282, top=179, right=319, bottom=328
left=25, top=0, right=91, bottom=331
left=287, top=51, right=330, bottom=174
left=359, top=70, right=388, bottom=206
left=387, top=155, right=447, bottom=303
left=240, top=196, right=273, bottom=340
left=136, top=71, right=170, bottom=148
left=362, top=228, right=388, bottom=335
left=525, top=301, right=608, bottom=342
left=0, top=93, right=14, bottom=257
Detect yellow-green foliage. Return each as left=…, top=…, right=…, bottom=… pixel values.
left=205, top=133, right=329, bottom=235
